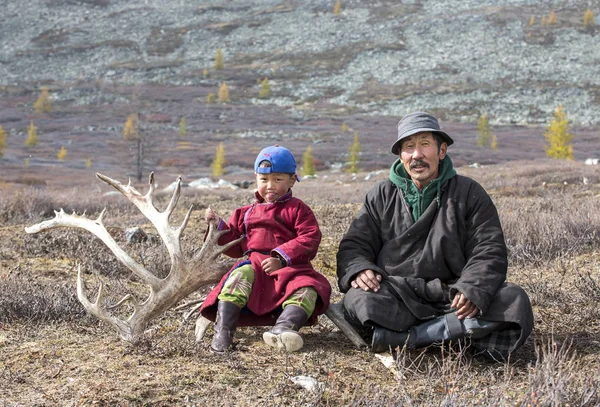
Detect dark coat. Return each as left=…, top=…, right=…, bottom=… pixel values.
left=337, top=175, right=533, bottom=350
left=201, top=191, right=332, bottom=326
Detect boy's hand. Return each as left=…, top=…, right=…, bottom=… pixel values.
left=205, top=207, right=220, bottom=224
left=262, top=257, right=282, bottom=274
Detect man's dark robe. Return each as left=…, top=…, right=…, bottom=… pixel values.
left=337, top=174, right=534, bottom=357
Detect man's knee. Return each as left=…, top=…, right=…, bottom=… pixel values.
left=342, top=287, right=417, bottom=332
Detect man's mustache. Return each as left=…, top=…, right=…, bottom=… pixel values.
left=410, top=159, right=429, bottom=169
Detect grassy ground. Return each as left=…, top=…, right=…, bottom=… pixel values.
left=1, top=161, right=600, bottom=406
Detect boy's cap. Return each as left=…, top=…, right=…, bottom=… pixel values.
left=254, top=145, right=300, bottom=181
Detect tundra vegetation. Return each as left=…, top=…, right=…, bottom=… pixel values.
left=1, top=160, right=599, bottom=406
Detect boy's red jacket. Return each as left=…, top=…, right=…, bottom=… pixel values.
left=200, top=190, right=332, bottom=326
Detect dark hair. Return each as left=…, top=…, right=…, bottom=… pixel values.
left=258, top=160, right=272, bottom=168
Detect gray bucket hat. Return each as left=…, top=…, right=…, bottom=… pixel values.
left=390, top=112, right=454, bottom=155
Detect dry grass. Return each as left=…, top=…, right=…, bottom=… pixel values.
left=1, top=161, right=600, bottom=406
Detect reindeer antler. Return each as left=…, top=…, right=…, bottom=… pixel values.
left=25, top=172, right=241, bottom=343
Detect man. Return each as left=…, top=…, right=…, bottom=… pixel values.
left=336, top=112, right=533, bottom=360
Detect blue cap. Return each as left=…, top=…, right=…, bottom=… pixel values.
left=254, top=145, right=300, bottom=181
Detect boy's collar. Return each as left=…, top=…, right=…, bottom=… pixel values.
left=254, top=189, right=293, bottom=203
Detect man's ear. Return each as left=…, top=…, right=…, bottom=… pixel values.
left=290, top=174, right=298, bottom=186
left=439, top=142, right=448, bottom=160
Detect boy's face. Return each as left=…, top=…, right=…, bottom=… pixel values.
left=255, top=172, right=296, bottom=202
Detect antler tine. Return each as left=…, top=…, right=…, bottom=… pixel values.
left=175, top=204, right=193, bottom=239
left=164, top=175, right=183, bottom=219
left=77, top=266, right=131, bottom=340
left=96, top=173, right=143, bottom=198
left=25, top=209, right=161, bottom=290
left=193, top=220, right=243, bottom=263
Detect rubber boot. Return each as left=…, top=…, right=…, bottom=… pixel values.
left=263, top=305, right=309, bottom=352
left=371, top=313, right=505, bottom=353
left=211, top=301, right=242, bottom=353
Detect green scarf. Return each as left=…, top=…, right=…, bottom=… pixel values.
left=389, top=155, right=457, bottom=222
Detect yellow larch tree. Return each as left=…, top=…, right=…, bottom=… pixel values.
left=584, top=9, right=595, bottom=28
left=123, top=114, right=139, bottom=140
left=214, top=48, right=225, bottom=70
left=544, top=106, right=573, bottom=160
left=529, top=16, right=535, bottom=26
left=302, top=145, right=316, bottom=177
left=491, top=134, right=498, bottom=150
left=218, top=82, right=230, bottom=103
left=178, top=117, right=187, bottom=137
left=86, top=157, right=92, bottom=168
left=25, top=121, right=39, bottom=147
left=333, top=0, right=341, bottom=16
left=347, top=132, right=361, bottom=173
left=548, top=10, right=557, bottom=25
left=0, top=125, right=7, bottom=158
left=476, top=114, right=491, bottom=148
left=211, top=142, right=225, bottom=177
left=34, top=86, right=52, bottom=114
left=258, top=78, right=271, bottom=99
left=341, top=122, right=349, bottom=132
left=57, top=146, right=67, bottom=161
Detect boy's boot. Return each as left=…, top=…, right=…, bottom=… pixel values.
left=371, top=313, right=505, bottom=353
left=263, top=305, right=308, bottom=352
left=211, top=301, right=242, bottom=353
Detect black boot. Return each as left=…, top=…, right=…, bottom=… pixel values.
left=372, top=314, right=506, bottom=353
left=263, top=305, right=309, bottom=352
left=211, top=301, right=241, bottom=353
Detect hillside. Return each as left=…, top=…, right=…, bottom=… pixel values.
left=0, top=0, right=599, bottom=188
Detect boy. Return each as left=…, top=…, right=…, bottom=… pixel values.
left=200, top=145, right=332, bottom=353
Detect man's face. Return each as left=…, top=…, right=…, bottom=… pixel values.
left=255, top=172, right=296, bottom=202
left=399, top=132, right=447, bottom=190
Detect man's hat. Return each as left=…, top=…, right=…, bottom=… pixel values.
left=390, top=112, right=454, bottom=155
left=254, top=145, right=299, bottom=180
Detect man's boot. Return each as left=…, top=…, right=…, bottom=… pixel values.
left=371, top=313, right=506, bottom=353
left=263, top=305, right=308, bottom=352
left=211, top=301, right=242, bottom=353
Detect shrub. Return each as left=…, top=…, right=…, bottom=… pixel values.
left=529, top=16, right=535, bottom=26
left=202, top=67, right=209, bottom=77
left=258, top=78, right=271, bottom=99
left=86, top=157, right=92, bottom=168
left=544, top=106, right=573, bottom=160
left=218, top=83, right=230, bottom=103
left=25, top=120, right=39, bottom=147
left=207, top=93, right=216, bottom=103
left=214, top=48, right=224, bottom=70
left=33, top=86, right=52, bottom=114
left=57, top=146, right=67, bottom=161
left=211, top=142, right=225, bottom=177
left=341, top=122, right=348, bottom=132
left=302, top=145, right=316, bottom=177
left=491, top=134, right=498, bottom=150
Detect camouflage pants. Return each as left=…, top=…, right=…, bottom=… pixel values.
left=217, top=264, right=317, bottom=317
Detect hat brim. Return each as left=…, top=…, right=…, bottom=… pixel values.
left=390, top=128, right=454, bottom=155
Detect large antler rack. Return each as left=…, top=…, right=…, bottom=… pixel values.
left=25, top=172, right=241, bottom=343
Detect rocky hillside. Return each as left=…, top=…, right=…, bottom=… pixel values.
left=2, top=0, right=598, bottom=125
left=1, top=0, right=599, bottom=190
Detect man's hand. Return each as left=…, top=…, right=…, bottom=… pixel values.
left=451, top=292, right=479, bottom=320
left=205, top=207, right=220, bottom=224
left=262, top=257, right=282, bottom=274
left=351, top=269, right=382, bottom=292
